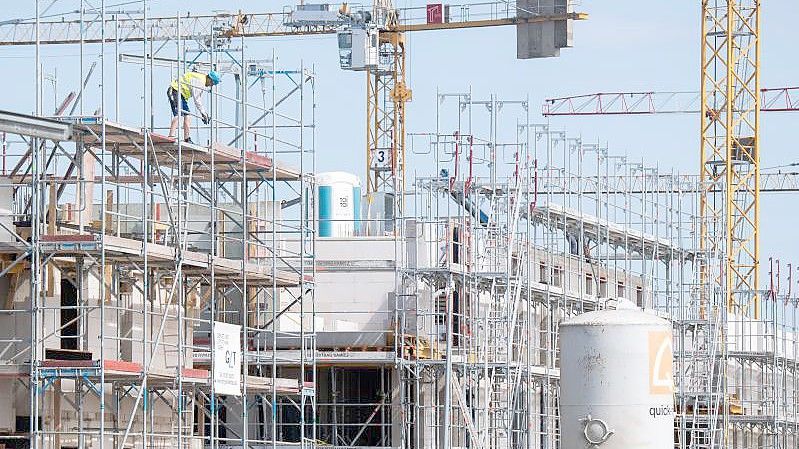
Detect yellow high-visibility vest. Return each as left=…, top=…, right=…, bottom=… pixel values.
left=170, top=72, right=206, bottom=99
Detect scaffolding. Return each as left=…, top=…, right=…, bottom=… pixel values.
left=0, top=4, right=316, bottom=449
left=396, top=89, right=799, bottom=449
left=395, top=90, right=690, bottom=449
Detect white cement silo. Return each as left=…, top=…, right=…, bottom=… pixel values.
left=559, top=308, right=674, bottom=449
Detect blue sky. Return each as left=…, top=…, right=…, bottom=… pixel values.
left=1, top=1, right=798, bottom=279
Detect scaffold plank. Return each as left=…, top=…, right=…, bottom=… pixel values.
left=533, top=202, right=692, bottom=261
left=39, top=233, right=304, bottom=286
left=31, top=359, right=305, bottom=395
left=64, top=119, right=301, bottom=181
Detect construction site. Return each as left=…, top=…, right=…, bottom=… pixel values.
left=0, top=1, right=795, bottom=449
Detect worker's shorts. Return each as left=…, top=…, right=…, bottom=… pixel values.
left=167, top=87, right=189, bottom=117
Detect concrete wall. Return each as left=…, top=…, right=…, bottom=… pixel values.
left=99, top=200, right=281, bottom=260
left=310, top=221, right=652, bottom=352
left=314, top=237, right=396, bottom=335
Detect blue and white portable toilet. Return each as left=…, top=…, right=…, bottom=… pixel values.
left=316, top=172, right=361, bottom=237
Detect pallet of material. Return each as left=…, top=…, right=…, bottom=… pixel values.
left=389, top=333, right=441, bottom=360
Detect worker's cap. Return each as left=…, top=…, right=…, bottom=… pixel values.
left=208, top=70, right=221, bottom=86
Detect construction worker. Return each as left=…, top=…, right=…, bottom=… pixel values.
left=167, top=70, right=221, bottom=143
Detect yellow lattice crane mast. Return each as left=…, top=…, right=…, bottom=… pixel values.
left=700, top=2, right=759, bottom=447
left=700, top=0, right=760, bottom=321
left=364, top=3, right=409, bottom=209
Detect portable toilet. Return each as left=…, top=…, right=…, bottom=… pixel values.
left=316, top=172, right=361, bottom=237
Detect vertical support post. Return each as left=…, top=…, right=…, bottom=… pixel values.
left=99, top=3, right=107, bottom=449
left=31, top=3, right=42, bottom=449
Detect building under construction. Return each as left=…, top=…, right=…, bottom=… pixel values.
left=0, top=1, right=796, bottom=449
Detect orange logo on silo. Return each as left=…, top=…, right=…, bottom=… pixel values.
left=648, top=330, right=673, bottom=395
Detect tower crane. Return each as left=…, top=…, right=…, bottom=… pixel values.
left=542, top=87, right=799, bottom=115
left=0, top=1, right=588, bottom=216
left=538, top=87, right=799, bottom=195
left=535, top=1, right=762, bottom=321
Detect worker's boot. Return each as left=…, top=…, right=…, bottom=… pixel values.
left=184, top=137, right=193, bottom=144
